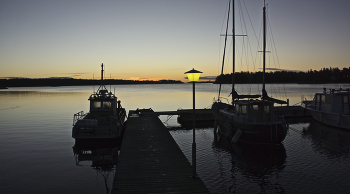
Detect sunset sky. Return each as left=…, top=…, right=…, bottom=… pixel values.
left=1, top=0, right=349, bottom=82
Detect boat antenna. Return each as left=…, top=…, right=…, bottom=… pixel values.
left=101, top=63, right=104, bottom=82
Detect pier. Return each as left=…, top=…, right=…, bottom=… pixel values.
left=112, top=109, right=210, bottom=193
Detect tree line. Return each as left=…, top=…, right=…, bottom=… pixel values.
left=0, top=78, right=182, bottom=88
left=214, top=67, right=350, bottom=84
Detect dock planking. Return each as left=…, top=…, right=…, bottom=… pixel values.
left=112, top=109, right=209, bottom=193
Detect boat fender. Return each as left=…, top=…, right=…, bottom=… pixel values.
left=231, top=129, right=242, bottom=144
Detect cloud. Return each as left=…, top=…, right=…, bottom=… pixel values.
left=0, top=77, right=27, bottom=79
left=127, top=77, right=164, bottom=81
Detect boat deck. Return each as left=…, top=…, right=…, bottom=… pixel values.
left=112, top=109, right=209, bottom=193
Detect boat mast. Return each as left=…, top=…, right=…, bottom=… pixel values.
left=262, top=0, right=267, bottom=96
left=231, top=0, right=236, bottom=103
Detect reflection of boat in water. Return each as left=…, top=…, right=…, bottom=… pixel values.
left=72, top=63, right=126, bottom=140
left=212, top=0, right=287, bottom=144
left=73, top=140, right=119, bottom=194
left=303, top=87, right=350, bottom=130
left=214, top=132, right=286, bottom=178
left=302, top=120, right=350, bottom=156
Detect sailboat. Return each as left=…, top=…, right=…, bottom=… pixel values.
left=212, top=0, right=288, bottom=144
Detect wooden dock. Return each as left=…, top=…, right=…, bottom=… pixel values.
left=112, top=109, right=210, bottom=193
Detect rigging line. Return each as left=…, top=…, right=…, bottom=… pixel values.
left=238, top=0, right=256, bottom=95
left=218, top=0, right=231, bottom=100
left=217, top=0, right=231, bottom=94
left=218, top=0, right=231, bottom=76
left=267, top=13, right=288, bottom=100
left=264, top=7, right=287, bottom=100
left=240, top=1, right=259, bottom=95
left=241, top=0, right=260, bottom=74
left=265, top=7, right=279, bottom=99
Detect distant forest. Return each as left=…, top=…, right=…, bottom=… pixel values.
left=214, top=67, right=350, bottom=84
left=0, top=78, right=182, bottom=88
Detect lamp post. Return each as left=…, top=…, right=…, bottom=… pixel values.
left=184, top=68, right=202, bottom=179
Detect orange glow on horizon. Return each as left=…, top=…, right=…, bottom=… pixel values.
left=127, top=77, right=165, bottom=81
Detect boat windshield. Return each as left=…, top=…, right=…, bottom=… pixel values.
left=92, top=101, right=112, bottom=110
left=103, top=102, right=112, bottom=109
left=93, top=101, right=101, bottom=109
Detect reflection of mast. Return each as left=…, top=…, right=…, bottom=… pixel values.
left=93, top=166, right=114, bottom=194
left=213, top=133, right=286, bottom=191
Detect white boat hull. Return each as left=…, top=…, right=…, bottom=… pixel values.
left=306, top=107, right=350, bottom=130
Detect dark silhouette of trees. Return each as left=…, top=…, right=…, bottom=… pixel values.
left=214, top=67, right=350, bottom=84
left=0, top=78, right=182, bottom=88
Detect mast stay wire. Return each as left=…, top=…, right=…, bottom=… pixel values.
left=217, top=0, right=232, bottom=97
left=265, top=4, right=288, bottom=101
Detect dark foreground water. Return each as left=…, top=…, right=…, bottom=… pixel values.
left=0, top=83, right=349, bottom=193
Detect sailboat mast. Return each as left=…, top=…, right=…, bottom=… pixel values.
left=262, top=2, right=266, bottom=92
left=231, top=0, right=235, bottom=100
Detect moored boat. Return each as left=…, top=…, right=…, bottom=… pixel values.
left=303, top=87, right=350, bottom=130
left=212, top=0, right=288, bottom=145
left=72, top=63, right=126, bottom=139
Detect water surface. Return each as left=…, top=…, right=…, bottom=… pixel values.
left=1, top=83, right=349, bottom=193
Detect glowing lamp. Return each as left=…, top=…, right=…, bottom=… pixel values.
left=184, top=68, right=203, bottom=179
left=184, top=68, right=202, bottom=82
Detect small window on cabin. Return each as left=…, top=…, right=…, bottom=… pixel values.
left=103, top=102, right=112, bottom=109
left=321, top=95, right=326, bottom=103
left=235, top=104, right=240, bottom=112
left=252, top=105, right=259, bottom=113
left=326, top=95, right=332, bottom=104
left=344, top=96, right=349, bottom=104
left=93, top=101, right=101, bottom=109
left=316, top=95, right=320, bottom=103
left=241, top=105, right=246, bottom=114
left=264, top=106, right=270, bottom=114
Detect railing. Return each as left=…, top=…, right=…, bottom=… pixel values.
left=73, top=111, right=85, bottom=126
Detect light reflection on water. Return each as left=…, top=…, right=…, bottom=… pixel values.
left=0, top=83, right=350, bottom=193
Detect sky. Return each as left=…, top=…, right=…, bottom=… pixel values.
left=1, top=0, right=349, bottom=82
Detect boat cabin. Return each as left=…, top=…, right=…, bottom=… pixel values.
left=88, top=89, right=121, bottom=123
left=232, top=100, right=275, bottom=122
left=313, top=88, right=350, bottom=115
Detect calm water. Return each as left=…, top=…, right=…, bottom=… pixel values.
left=0, top=83, right=350, bottom=193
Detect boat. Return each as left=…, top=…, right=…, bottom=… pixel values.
left=302, top=87, right=350, bottom=130
left=72, top=63, right=127, bottom=140
left=212, top=0, right=288, bottom=144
